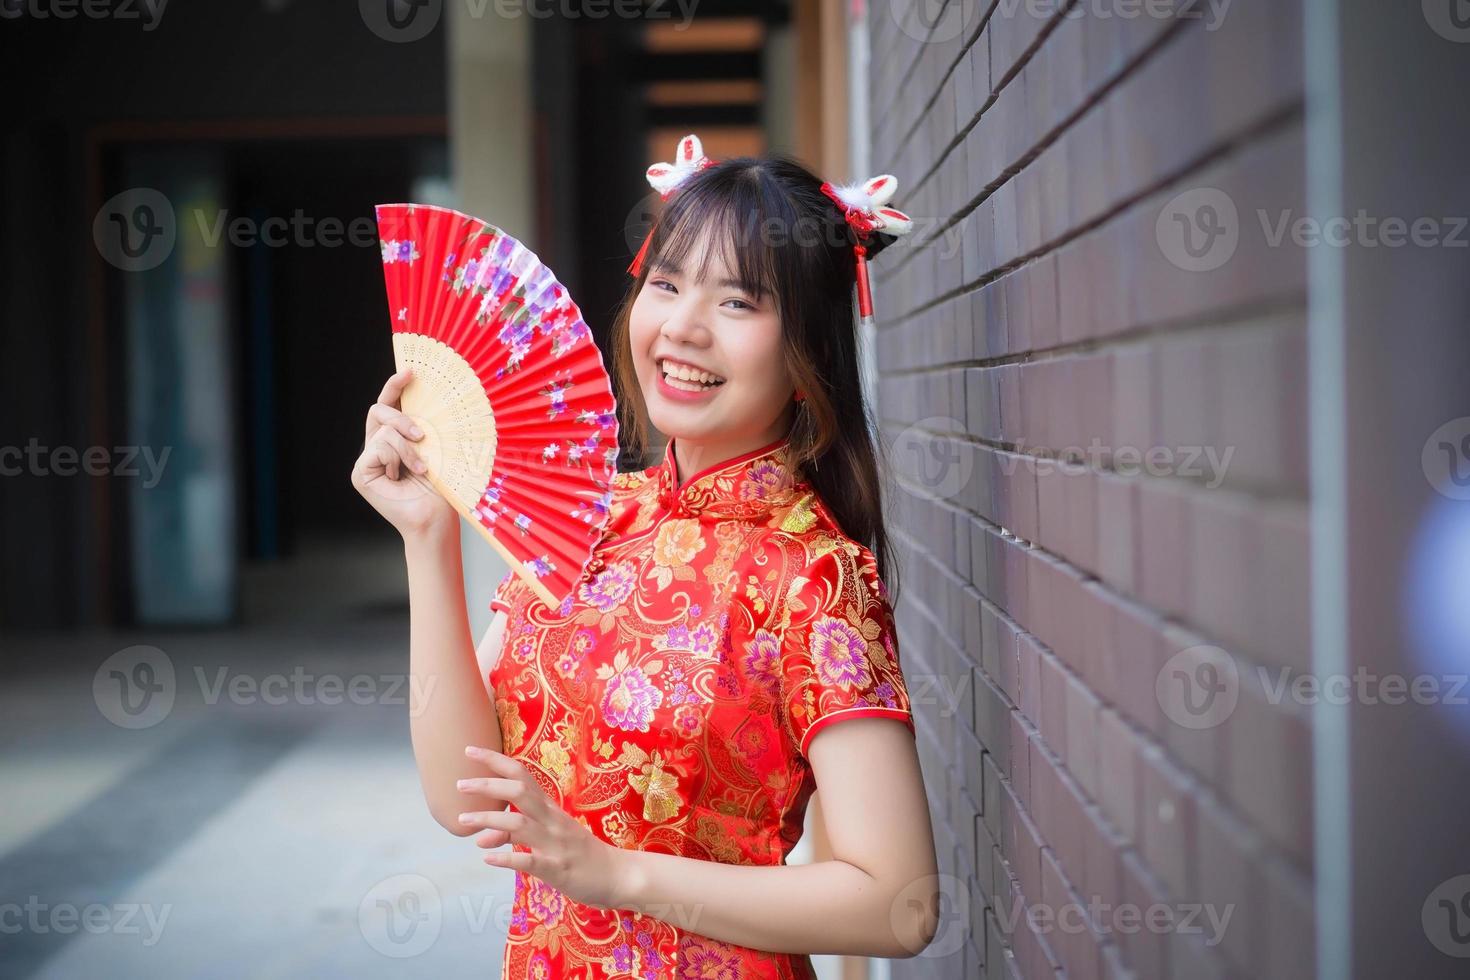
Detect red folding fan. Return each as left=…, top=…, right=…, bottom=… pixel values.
left=374, top=203, right=619, bottom=611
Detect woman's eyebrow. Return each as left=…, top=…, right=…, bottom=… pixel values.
left=650, top=258, right=759, bottom=295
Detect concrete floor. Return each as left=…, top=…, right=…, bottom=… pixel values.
left=0, top=533, right=843, bottom=980
left=0, top=534, right=514, bottom=979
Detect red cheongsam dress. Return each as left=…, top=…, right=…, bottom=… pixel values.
left=485, top=432, right=916, bottom=980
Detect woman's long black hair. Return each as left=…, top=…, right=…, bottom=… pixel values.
left=608, top=153, right=904, bottom=602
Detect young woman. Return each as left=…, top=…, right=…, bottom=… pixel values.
left=352, top=148, right=940, bottom=978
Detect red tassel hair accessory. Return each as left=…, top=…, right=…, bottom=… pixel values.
left=818, top=175, right=914, bottom=328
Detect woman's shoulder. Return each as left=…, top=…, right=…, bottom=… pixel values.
left=757, top=490, right=876, bottom=571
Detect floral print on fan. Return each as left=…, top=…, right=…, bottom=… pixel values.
left=380, top=238, right=420, bottom=264
left=484, top=433, right=915, bottom=979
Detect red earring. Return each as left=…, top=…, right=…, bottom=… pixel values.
left=793, top=390, right=805, bottom=402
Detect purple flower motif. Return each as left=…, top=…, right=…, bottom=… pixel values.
left=810, top=617, right=874, bottom=690
left=636, top=930, right=653, bottom=948
left=742, top=630, right=782, bottom=693
left=665, top=624, right=692, bottom=649
left=602, top=664, right=663, bottom=732
left=525, top=877, right=565, bottom=926
left=689, top=603, right=702, bottom=617
left=579, top=561, right=636, bottom=613
left=875, top=681, right=898, bottom=708
left=612, top=942, right=635, bottom=971
left=688, top=622, right=719, bottom=658
left=741, top=458, right=791, bottom=500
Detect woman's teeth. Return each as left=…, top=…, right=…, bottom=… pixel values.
left=660, top=361, right=725, bottom=390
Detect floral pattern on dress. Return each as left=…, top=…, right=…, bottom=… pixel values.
left=486, top=433, right=914, bottom=979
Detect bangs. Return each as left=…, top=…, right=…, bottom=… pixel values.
left=647, top=172, right=789, bottom=304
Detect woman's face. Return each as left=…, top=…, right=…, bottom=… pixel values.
left=628, top=232, right=797, bottom=447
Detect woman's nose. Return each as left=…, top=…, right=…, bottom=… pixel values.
left=660, top=306, right=708, bottom=343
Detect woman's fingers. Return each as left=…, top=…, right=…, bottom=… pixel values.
left=366, top=402, right=425, bottom=444
left=364, top=369, right=425, bottom=443
left=366, top=424, right=427, bottom=480
left=474, top=829, right=512, bottom=849
left=377, top=366, right=412, bottom=407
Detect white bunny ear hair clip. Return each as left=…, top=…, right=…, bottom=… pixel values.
left=644, top=134, right=715, bottom=199
left=819, top=174, right=914, bottom=326
left=629, top=133, right=719, bottom=278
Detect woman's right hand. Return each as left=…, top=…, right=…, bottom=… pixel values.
left=351, top=367, right=456, bottom=540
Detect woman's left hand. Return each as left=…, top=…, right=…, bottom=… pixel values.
left=457, top=745, right=626, bottom=910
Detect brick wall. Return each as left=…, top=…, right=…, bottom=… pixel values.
left=866, top=3, right=1312, bottom=977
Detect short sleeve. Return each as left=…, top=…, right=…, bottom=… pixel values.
left=778, top=540, right=915, bottom=758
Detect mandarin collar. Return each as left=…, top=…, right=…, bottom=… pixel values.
left=653, top=434, right=804, bottom=519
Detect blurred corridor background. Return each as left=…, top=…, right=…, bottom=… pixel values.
left=3, top=1, right=1470, bottom=978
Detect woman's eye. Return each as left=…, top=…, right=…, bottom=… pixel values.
left=651, top=279, right=676, bottom=293
left=725, top=298, right=754, bottom=312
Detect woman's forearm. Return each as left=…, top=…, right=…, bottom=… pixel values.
left=403, top=520, right=504, bottom=834
left=607, top=848, right=929, bottom=960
